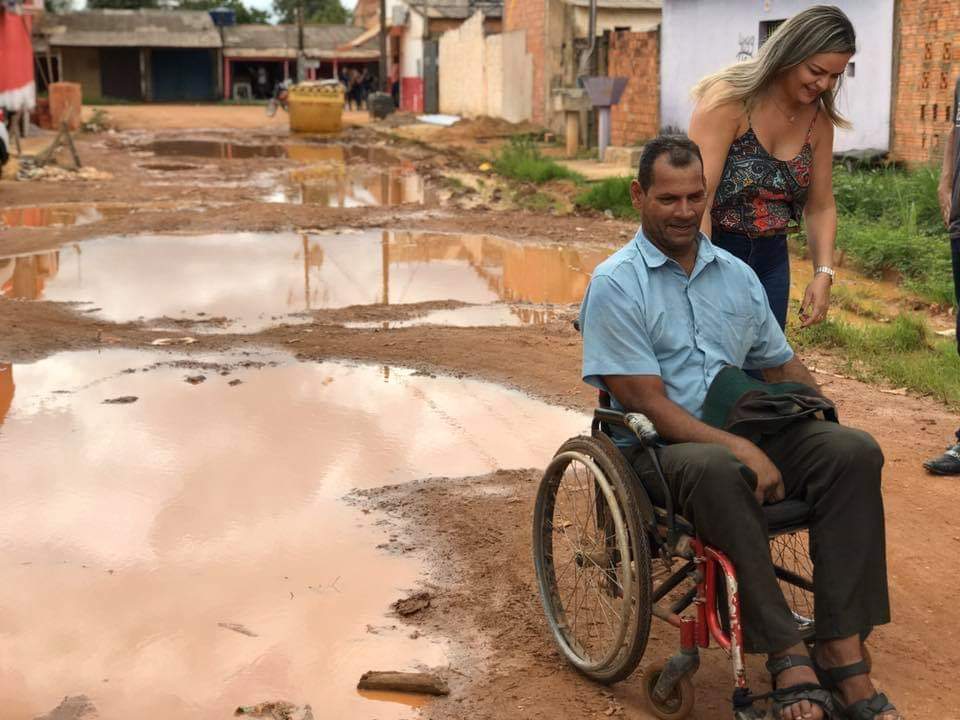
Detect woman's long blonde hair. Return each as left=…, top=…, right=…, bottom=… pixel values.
left=692, top=5, right=856, bottom=128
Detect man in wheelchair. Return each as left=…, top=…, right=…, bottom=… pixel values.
left=578, top=135, right=899, bottom=720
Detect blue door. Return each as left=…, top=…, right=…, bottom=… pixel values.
left=151, top=49, right=215, bottom=101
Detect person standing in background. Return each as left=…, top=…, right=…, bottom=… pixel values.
left=923, top=75, right=960, bottom=476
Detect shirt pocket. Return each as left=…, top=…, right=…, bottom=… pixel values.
left=702, top=307, right=756, bottom=367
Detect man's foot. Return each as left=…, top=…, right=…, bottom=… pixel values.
left=923, top=441, right=960, bottom=475
left=814, top=638, right=902, bottom=719
left=766, top=645, right=832, bottom=720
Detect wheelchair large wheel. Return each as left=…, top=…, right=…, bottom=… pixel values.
left=770, top=530, right=815, bottom=636
left=533, top=435, right=652, bottom=684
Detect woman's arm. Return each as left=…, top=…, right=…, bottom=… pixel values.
left=799, top=115, right=837, bottom=327
left=688, top=90, right=743, bottom=237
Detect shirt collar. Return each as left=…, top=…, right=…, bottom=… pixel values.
left=634, top=227, right=717, bottom=270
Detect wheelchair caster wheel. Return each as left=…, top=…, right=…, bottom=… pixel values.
left=643, top=661, right=695, bottom=720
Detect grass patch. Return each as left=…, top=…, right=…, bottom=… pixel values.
left=513, top=189, right=558, bottom=212
left=492, top=136, right=586, bottom=184
left=574, top=176, right=638, bottom=219
left=826, top=165, right=955, bottom=306
left=789, top=313, right=960, bottom=407
left=829, top=283, right=886, bottom=320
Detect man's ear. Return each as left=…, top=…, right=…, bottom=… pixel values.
left=630, top=179, right=644, bottom=211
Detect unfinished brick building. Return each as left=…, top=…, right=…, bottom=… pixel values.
left=891, top=0, right=960, bottom=165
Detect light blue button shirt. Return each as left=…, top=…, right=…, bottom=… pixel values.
left=580, top=228, right=794, bottom=442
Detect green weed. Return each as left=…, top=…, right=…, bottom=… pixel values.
left=492, top=136, right=586, bottom=185
left=574, top=177, right=638, bottom=219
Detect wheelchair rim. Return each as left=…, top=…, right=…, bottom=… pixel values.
left=535, top=450, right=634, bottom=673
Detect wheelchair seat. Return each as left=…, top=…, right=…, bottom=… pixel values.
left=763, top=498, right=811, bottom=534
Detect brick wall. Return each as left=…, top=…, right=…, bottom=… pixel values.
left=891, top=0, right=960, bottom=165
left=504, top=0, right=547, bottom=124
left=608, top=29, right=659, bottom=147
left=354, top=0, right=379, bottom=29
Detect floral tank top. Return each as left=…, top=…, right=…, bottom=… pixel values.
left=711, top=108, right=818, bottom=237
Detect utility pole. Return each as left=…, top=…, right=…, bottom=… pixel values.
left=379, top=0, right=387, bottom=91
left=297, top=0, right=306, bottom=82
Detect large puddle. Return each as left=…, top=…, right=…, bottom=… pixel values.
left=0, top=230, right=613, bottom=331
left=135, top=141, right=435, bottom=207
left=0, top=351, right=587, bottom=720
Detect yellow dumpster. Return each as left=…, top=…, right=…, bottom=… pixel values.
left=288, top=80, right=344, bottom=134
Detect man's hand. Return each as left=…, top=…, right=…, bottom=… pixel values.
left=939, top=184, right=953, bottom=229
left=733, top=437, right=785, bottom=505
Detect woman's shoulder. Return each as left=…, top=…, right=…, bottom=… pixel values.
left=693, top=82, right=747, bottom=124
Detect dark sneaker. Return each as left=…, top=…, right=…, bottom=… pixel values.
left=923, top=443, right=960, bottom=475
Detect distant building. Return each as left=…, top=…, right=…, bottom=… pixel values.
left=221, top=24, right=379, bottom=100
left=502, top=0, right=661, bottom=133
left=31, top=9, right=380, bottom=103
left=384, top=0, right=503, bottom=113
left=34, top=10, right=223, bottom=101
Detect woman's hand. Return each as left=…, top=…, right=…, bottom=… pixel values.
left=799, top=273, right=832, bottom=327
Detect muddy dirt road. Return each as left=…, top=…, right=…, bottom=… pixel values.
left=1, top=108, right=958, bottom=720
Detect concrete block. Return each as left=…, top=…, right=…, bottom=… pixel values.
left=603, top=146, right=643, bottom=167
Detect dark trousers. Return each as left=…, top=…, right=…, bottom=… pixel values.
left=952, top=233, right=959, bottom=356
left=623, top=419, right=890, bottom=654
left=712, top=227, right=790, bottom=331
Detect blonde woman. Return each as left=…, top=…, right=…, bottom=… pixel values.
left=689, top=5, right=850, bottom=331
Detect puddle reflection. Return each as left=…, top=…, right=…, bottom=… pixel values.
left=0, top=230, right=614, bottom=330
left=0, top=350, right=586, bottom=720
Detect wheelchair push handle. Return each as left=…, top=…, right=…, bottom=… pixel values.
left=593, top=408, right=661, bottom=447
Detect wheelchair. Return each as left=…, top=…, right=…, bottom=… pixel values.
left=532, top=394, right=816, bottom=720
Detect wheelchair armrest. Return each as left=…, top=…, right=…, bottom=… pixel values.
left=593, top=408, right=661, bottom=447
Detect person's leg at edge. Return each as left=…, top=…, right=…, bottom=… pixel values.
left=923, top=233, right=960, bottom=475
left=624, top=443, right=825, bottom=719
left=760, top=419, right=897, bottom=718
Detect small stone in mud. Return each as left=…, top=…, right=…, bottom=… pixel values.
left=102, top=396, right=138, bottom=404
left=357, top=670, right=449, bottom=696
left=229, top=379, right=243, bottom=386
left=34, top=694, right=97, bottom=720
left=409, top=630, right=421, bottom=639
left=392, top=591, right=431, bottom=616
left=234, top=701, right=313, bottom=719
left=185, top=375, right=206, bottom=385
left=218, top=622, right=258, bottom=637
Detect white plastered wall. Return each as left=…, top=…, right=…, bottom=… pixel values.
left=438, top=13, right=532, bottom=123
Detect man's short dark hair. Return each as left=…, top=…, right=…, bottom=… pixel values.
left=636, top=135, right=704, bottom=191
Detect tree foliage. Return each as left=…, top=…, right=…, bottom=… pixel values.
left=86, top=0, right=160, bottom=8
left=272, top=0, right=351, bottom=25
left=177, top=0, right=271, bottom=25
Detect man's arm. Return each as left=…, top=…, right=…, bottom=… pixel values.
left=761, top=354, right=823, bottom=393
left=604, top=374, right=785, bottom=504
left=940, top=125, right=956, bottom=228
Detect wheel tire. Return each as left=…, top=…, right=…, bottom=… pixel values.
left=643, top=661, right=695, bottom=720
left=769, top=530, right=815, bottom=637
left=532, top=435, right=652, bottom=684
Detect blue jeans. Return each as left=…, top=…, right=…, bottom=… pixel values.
left=712, top=228, right=790, bottom=331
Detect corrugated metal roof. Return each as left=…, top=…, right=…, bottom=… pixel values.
left=564, top=0, right=661, bottom=9
left=39, top=9, right=222, bottom=48
left=406, top=0, right=503, bottom=20
left=222, top=23, right=379, bottom=59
